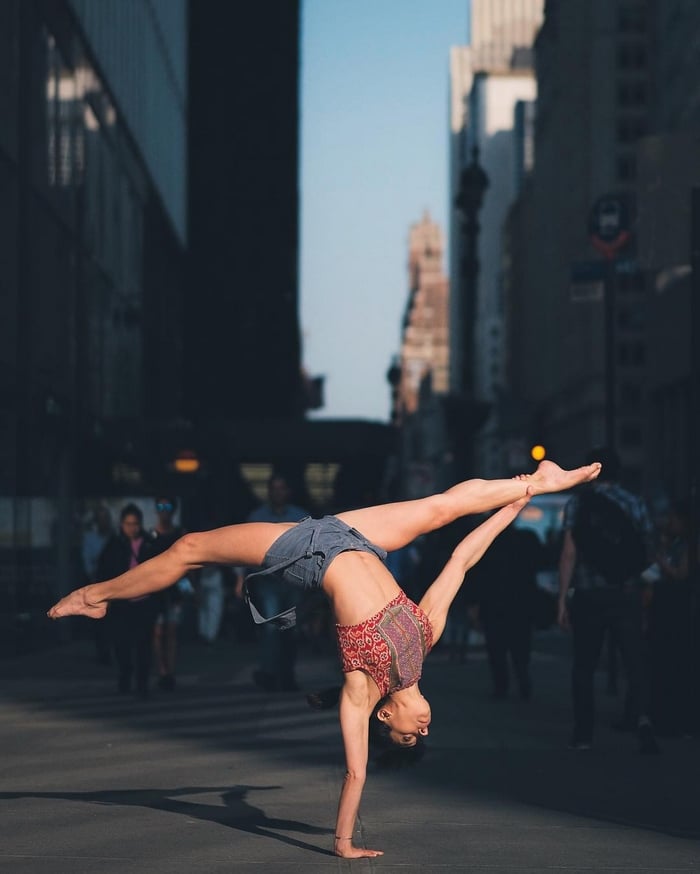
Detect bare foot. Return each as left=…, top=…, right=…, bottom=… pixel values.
left=334, top=841, right=384, bottom=859
left=514, top=460, right=601, bottom=495
left=48, top=586, right=107, bottom=621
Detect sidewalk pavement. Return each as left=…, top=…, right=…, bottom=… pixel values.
left=0, top=627, right=699, bottom=873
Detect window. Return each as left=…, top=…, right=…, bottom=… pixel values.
left=616, top=117, right=646, bottom=143
left=616, top=154, right=637, bottom=182
left=616, top=44, right=648, bottom=70
left=45, top=31, right=81, bottom=189
left=617, top=81, right=647, bottom=107
left=617, top=272, right=645, bottom=296
left=617, top=306, right=644, bottom=331
left=631, top=342, right=646, bottom=366
left=620, top=383, right=642, bottom=409
left=617, top=4, right=648, bottom=34
left=618, top=342, right=646, bottom=367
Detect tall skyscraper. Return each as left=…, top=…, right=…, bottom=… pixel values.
left=504, top=1, right=653, bottom=483
left=395, top=212, right=450, bottom=420
left=390, top=213, right=450, bottom=497
left=470, top=0, right=545, bottom=71
left=449, top=0, right=543, bottom=476
left=187, top=2, right=303, bottom=421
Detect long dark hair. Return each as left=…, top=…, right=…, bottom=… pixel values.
left=119, top=503, right=144, bottom=539
left=120, top=502, right=143, bottom=524
left=306, top=686, right=426, bottom=768
left=368, top=696, right=426, bottom=769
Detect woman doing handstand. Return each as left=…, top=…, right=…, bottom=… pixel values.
left=48, top=459, right=600, bottom=858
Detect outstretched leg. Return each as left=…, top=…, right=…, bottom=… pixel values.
left=48, top=522, right=289, bottom=620
left=337, top=460, right=600, bottom=552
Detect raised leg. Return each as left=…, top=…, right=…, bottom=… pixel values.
left=48, top=522, right=289, bottom=620
left=337, top=460, right=600, bottom=552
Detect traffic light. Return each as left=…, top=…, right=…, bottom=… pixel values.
left=172, top=449, right=201, bottom=474
left=530, top=444, right=546, bottom=462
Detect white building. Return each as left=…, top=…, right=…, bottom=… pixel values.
left=470, top=0, right=545, bottom=72
left=448, top=0, right=543, bottom=477
left=469, top=71, right=537, bottom=476
left=448, top=45, right=474, bottom=394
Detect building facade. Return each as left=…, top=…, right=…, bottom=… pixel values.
left=505, top=0, right=655, bottom=491
left=449, top=1, right=543, bottom=478
left=635, top=0, right=700, bottom=501
left=470, top=0, right=546, bottom=72
left=391, top=213, right=451, bottom=498
left=186, top=1, right=304, bottom=422
left=453, top=0, right=700, bottom=503
left=0, top=0, right=188, bottom=648
left=468, top=71, right=538, bottom=477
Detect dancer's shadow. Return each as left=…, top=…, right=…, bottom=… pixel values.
left=0, top=784, right=334, bottom=856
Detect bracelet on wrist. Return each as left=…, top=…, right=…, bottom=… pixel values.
left=335, top=835, right=352, bottom=841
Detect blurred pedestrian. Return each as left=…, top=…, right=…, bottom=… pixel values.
left=197, top=565, right=226, bottom=644
left=429, top=519, right=476, bottom=664
left=385, top=541, right=420, bottom=603
left=558, top=447, right=659, bottom=753
left=82, top=505, right=113, bottom=582
left=246, top=473, right=308, bottom=691
left=648, top=499, right=694, bottom=737
left=81, top=504, right=113, bottom=664
left=147, top=496, right=187, bottom=691
left=470, top=521, right=544, bottom=699
left=96, top=504, right=158, bottom=697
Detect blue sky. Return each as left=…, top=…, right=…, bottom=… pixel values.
left=300, top=0, right=469, bottom=421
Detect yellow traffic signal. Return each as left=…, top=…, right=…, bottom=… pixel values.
left=173, top=449, right=200, bottom=473
left=530, top=444, right=546, bottom=462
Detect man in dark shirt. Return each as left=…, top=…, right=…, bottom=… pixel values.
left=558, top=447, right=658, bottom=754
left=470, top=522, right=544, bottom=699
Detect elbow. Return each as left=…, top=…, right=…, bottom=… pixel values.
left=454, top=546, right=480, bottom=575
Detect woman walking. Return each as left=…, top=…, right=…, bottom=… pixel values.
left=96, top=503, right=159, bottom=697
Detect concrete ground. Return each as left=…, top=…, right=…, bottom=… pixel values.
left=0, top=625, right=699, bottom=873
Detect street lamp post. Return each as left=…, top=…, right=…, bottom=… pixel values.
left=455, top=145, right=489, bottom=398
left=451, top=145, right=489, bottom=476
left=588, top=194, right=631, bottom=453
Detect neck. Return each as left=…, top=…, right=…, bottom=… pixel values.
left=390, top=683, right=422, bottom=704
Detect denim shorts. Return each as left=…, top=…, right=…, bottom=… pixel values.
left=245, top=515, right=387, bottom=629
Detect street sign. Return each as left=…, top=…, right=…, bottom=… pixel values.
left=570, top=260, right=605, bottom=302
left=588, top=195, right=631, bottom=259
left=570, top=258, right=640, bottom=302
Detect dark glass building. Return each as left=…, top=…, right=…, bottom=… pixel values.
left=186, top=1, right=303, bottom=420
left=0, top=0, right=188, bottom=646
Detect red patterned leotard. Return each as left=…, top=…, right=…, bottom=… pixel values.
left=336, top=590, right=434, bottom=697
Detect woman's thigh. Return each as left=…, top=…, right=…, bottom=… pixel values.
left=336, top=495, right=447, bottom=552
left=187, top=522, right=294, bottom=568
